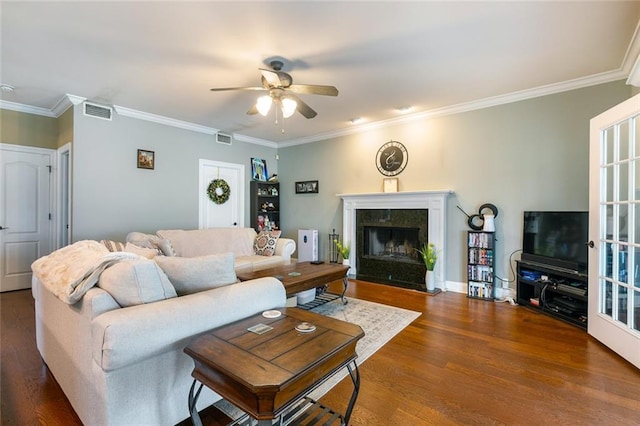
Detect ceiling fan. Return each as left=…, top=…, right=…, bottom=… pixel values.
left=210, top=60, right=338, bottom=119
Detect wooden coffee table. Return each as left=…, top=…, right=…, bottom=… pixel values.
left=237, top=262, right=351, bottom=306
left=184, top=307, right=364, bottom=426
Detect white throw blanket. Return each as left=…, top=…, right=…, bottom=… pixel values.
left=31, top=240, right=138, bottom=304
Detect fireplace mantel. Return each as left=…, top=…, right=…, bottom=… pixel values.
left=338, top=190, right=454, bottom=290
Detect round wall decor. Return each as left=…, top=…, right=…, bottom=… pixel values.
left=376, top=140, right=408, bottom=176
left=207, top=179, right=230, bottom=204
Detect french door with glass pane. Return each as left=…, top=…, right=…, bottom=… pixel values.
left=588, top=93, right=640, bottom=369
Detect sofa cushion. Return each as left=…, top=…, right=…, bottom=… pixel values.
left=243, top=255, right=287, bottom=271
left=155, top=252, right=238, bottom=295
left=156, top=228, right=256, bottom=258
left=253, top=230, right=281, bottom=256
left=98, top=259, right=177, bottom=307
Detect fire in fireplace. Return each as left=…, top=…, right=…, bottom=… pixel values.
left=356, top=209, right=428, bottom=291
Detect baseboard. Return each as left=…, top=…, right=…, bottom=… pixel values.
left=444, top=280, right=466, bottom=294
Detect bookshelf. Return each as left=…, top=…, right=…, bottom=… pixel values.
left=250, top=181, right=280, bottom=232
left=467, top=231, right=495, bottom=300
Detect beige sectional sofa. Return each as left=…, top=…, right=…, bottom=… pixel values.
left=132, top=227, right=296, bottom=273
left=31, top=228, right=295, bottom=426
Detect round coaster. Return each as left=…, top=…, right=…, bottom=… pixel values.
left=295, top=322, right=316, bottom=333
left=262, top=310, right=281, bottom=319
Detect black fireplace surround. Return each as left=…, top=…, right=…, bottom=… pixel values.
left=356, top=209, right=428, bottom=291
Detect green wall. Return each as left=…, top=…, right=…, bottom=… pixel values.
left=278, top=80, right=633, bottom=286
left=71, top=108, right=278, bottom=241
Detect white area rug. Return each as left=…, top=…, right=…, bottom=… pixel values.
left=214, top=297, right=421, bottom=418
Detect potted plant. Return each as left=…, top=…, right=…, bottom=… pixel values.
left=333, top=239, right=351, bottom=265
left=416, top=242, right=438, bottom=291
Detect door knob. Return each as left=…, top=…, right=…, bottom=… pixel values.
left=586, top=240, right=595, bottom=248
left=0, top=226, right=8, bottom=230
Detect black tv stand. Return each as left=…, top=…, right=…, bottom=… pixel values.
left=516, top=260, right=588, bottom=330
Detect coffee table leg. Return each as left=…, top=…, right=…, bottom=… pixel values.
left=188, top=379, right=204, bottom=426
left=344, top=361, right=360, bottom=425
left=340, top=277, right=349, bottom=305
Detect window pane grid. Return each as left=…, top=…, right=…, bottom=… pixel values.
left=598, top=118, right=639, bottom=333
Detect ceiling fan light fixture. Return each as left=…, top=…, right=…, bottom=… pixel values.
left=256, top=95, right=273, bottom=116
left=281, top=97, right=297, bottom=118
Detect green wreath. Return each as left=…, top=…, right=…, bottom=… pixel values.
left=207, top=179, right=230, bottom=204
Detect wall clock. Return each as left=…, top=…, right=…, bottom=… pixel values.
left=376, top=140, right=408, bottom=176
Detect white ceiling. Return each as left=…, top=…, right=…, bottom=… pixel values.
left=1, top=1, right=639, bottom=145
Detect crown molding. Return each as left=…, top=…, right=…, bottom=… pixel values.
left=113, top=105, right=219, bottom=135
left=0, top=99, right=57, bottom=117
left=51, top=94, right=85, bottom=116
left=2, top=61, right=635, bottom=148
left=232, top=133, right=278, bottom=148
left=280, top=69, right=629, bottom=147
left=624, top=21, right=640, bottom=87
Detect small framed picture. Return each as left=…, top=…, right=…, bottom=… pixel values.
left=295, top=180, right=319, bottom=194
left=383, top=178, right=398, bottom=193
left=251, top=158, right=268, bottom=181
left=137, top=149, right=155, bottom=170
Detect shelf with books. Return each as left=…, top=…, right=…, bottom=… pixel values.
left=467, top=231, right=495, bottom=301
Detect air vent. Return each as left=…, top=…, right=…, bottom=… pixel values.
left=84, top=102, right=112, bottom=121
left=216, top=132, right=232, bottom=145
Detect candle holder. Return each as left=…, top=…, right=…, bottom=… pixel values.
left=329, top=228, right=339, bottom=263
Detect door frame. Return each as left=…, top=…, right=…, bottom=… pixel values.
left=56, top=142, right=72, bottom=248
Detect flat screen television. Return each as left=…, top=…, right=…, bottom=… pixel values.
left=522, top=211, right=589, bottom=273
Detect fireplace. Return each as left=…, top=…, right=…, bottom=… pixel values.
left=339, top=190, right=453, bottom=291
left=357, top=209, right=427, bottom=290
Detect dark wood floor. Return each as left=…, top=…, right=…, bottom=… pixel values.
left=2, top=280, right=640, bottom=425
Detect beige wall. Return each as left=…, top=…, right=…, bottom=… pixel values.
left=278, top=80, right=634, bottom=286
left=0, top=109, right=58, bottom=149
left=57, top=107, right=74, bottom=146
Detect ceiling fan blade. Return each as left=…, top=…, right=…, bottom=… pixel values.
left=247, top=104, right=258, bottom=115
left=288, top=93, right=317, bottom=119
left=288, top=84, right=338, bottom=96
left=210, top=86, right=266, bottom=92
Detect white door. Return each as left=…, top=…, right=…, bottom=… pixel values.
left=0, top=144, right=54, bottom=292
left=588, top=93, right=640, bottom=369
left=199, top=159, right=244, bottom=229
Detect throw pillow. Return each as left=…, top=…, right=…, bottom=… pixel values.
left=253, top=230, right=281, bottom=257
left=154, top=252, right=237, bottom=296
left=98, top=259, right=177, bottom=307
left=126, top=232, right=176, bottom=256
left=100, top=240, right=125, bottom=252
left=124, top=242, right=159, bottom=259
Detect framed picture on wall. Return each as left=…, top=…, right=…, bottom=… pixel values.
left=251, top=158, right=268, bottom=181
left=295, top=180, right=319, bottom=194
left=383, top=178, right=398, bottom=193
left=137, top=149, right=155, bottom=170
